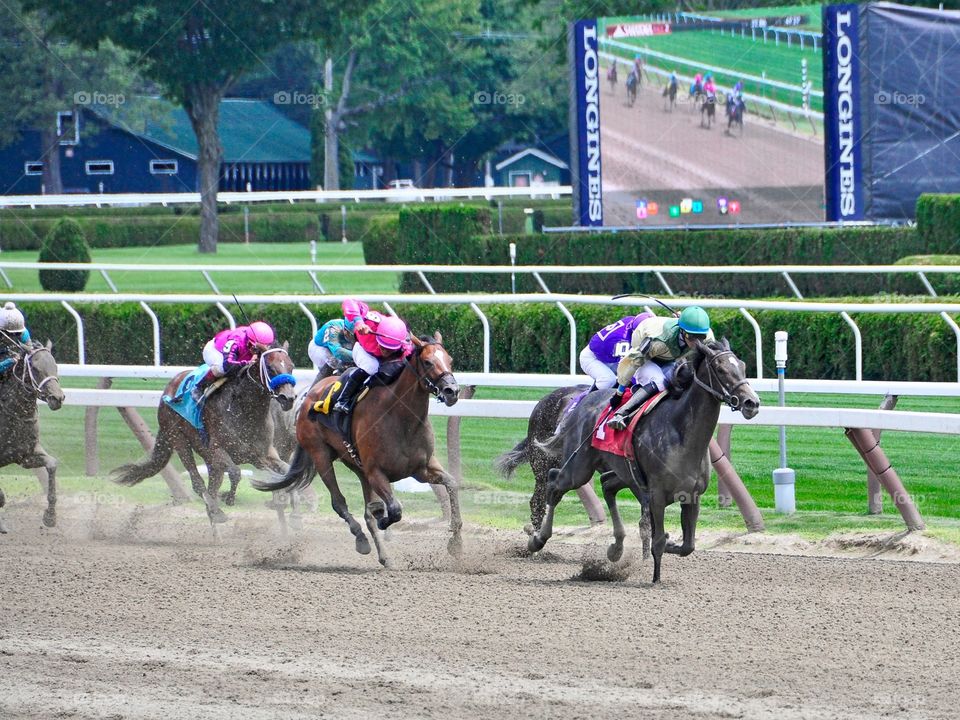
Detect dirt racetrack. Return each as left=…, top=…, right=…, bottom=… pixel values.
left=600, top=68, right=825, bottom=226
left=2, top=500, right=958, bottom=720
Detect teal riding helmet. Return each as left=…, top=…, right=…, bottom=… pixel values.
left=678, top=306, right=710, bottom=335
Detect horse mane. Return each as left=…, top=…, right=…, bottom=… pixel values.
left=669, top=338, right=731, bottom=394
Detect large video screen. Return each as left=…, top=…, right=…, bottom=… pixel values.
left=571, top=9, right=826, bottom=226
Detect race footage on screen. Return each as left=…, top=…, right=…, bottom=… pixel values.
left=571, top=9, right=826, bottom=227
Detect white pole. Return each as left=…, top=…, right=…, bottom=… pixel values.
left=773, top=330, right=796, bottom=513
left=509, top=242, right=517, bottom=294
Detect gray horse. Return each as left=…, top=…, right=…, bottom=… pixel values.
left=112, top=344, right=297, bottom=531
left=0, top=339, right=65, bottom=532
left=528, top=339, right=760, bottom=583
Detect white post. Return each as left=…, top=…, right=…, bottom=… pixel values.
left=773, top=330, right=796, bottom=513
left=341, top=204, right=347, bottom=243
left=509, top=242, right=517, bottom=294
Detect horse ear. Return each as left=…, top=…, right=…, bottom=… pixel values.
left=695, top=339, right=709, bottom=355
left=433, top=330, right=443, bottom=344
left=282, top=340, right=289, bottom=351
left=45, top=339, right=53, bottom=351
left=722, top=337, right=730, bottom=351
left=410, top=335, right=424, bottom=349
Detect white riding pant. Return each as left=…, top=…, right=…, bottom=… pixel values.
left=634, top=360, right=676, bottom=392
left=202, top=340, right=228, bottom=376
left=352, top=343, right=380, bottom=375
left=578, top=347, right=618, bottom=390
left=308, top=341, right=335, bottom=371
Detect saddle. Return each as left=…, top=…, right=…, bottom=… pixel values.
left=307, top=360, right=407, bottom=445
left=590, top=387, right=668, bottom=458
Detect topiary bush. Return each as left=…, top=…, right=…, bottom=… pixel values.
left=38, top=218, right=91, bottom=292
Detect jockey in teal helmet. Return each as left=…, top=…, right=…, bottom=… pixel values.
left=606, top=306, right=715, bottom=430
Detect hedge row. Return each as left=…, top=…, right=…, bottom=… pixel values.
left=19, top=300, right=959, bottom=382
left=0, top=213, right=321, bottom=251
left=916, top=193, right=960, bottom=251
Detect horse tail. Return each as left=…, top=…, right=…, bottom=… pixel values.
left=252, top=444, right=315, bottom=492
left=532, top=432, right=564, bottom=455
left=111, top=428, right=175, bottom=487
left=494, top=437, right=530, bottom=480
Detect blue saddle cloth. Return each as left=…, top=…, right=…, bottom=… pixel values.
left=162, top=365, right=208, bottom=433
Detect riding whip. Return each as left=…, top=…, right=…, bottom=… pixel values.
left=231, top=293, right=253, bottom=326
left=611, top=293, right=679, bottom=317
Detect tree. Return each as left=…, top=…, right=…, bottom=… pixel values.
left=30, top=1, right=366, bottom=252
left=0, top=2, right=138, bottom=194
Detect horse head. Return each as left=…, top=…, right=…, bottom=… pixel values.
left=22, top=340, right=65, bottom=411
left=410, top=332, right=459, bottom=407
left=254, top=341, right=296, bottom=411
left=692, top=338, right=760, bottom=419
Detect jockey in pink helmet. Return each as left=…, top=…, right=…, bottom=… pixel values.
left=192, top=321, right=276, bottom=400
left=333, top=311, right=412, bottom=415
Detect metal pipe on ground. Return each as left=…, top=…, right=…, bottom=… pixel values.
left=844, top=427, right=924, bottom=531
left=867, top=395, right=898, bottom=514
left=709, top=438, right=764, bottom=532
left=84, top=377, right=112, bottom=476
left=715, top=425, right=733, bottom=508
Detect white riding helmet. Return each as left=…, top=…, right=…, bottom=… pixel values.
left=1, top=301, right=26, bottom=333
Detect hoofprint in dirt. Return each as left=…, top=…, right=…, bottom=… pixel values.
left=2, top=502, right=958, bottom=720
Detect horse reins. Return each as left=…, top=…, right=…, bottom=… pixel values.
left=692, top=349, right=750, bottom=412
left=247, top=347, right=296, bottom=399
left=405, top=341, right=455, bottom=403
left=14, top=346, right=58, bottom=400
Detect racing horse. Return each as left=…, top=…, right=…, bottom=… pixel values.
left=662, top=78, right=678, bottom=112
left=700, top=93, right=717, bottom=128
left=626, top=70, right=638, bottom=107
left=528, top=339, right=759, bottom=583
left=726, top=95, right=745, bottom=135
left=254, top=333, right=461, bottom=568
left=494, top=385, right=607, bottom=532
left=112, top=343, right=297, bottom=531
left=0, top=339, right=65, bottom=532
left=607, top=62, right=618, bottom=93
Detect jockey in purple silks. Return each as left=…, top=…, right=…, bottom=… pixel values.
left=580, top=312, right=654, bottom=390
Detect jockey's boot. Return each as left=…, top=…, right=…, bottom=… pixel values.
left=190, top=368, right=219, bottom=402
left=606, top=381, right=659, bottom=431
left=333, top=370, right=368, bottom=415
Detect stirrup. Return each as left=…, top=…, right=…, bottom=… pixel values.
left=606, top=413, right=627, bottom=430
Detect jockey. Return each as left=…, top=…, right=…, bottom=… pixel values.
left=0, top=301, right=31, bottom=375
left=308, top=317, right=356, bottom=379
left=580, top=313, right=652, bottom=390
left=733, top=79, right=744, bottom=99
left=703, top=75, right=717, bottom=99
left=633, top=53, right=643, bottom=78
left=606, top=306, right=715, bottom=430
left=691, top=72, right=703, bottom=95
left=332, top=312, right=412, bottom=415
left=191, top=320, right=276, bottom=400
left=669, top=70, right=678, bottom=89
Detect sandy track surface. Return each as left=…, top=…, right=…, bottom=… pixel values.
left=599, top=71, right=824, bottom=225
left=2, top=502, right=958, bottom=720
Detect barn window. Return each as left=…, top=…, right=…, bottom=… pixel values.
left=24, top=162, right=43, bottom=175
left=85, top=160, right=114, bottom=175
left=150, top=159, right=178, bottom=175
left=57, top=111, right=79, bottom=145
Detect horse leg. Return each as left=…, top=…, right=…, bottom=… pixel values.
left=318, top=461, right=370, bottom=556
left=416, top=455, right=462, bottom=557
left=203, top=462, right=229, bottom=526
left=528, top=447, right=596, bottom=553
left=365, top=467, right=402, bottom=531
left=360, top=480, right=391, bottom=568
left=666, top=497, right=700, bottom=557
left=176, top=448, right=207, bottom=500
left=260, top=449, right=297, bottom=533
left=649, top=493, right=669, bottom=584
left=600, top=473, right=627, bottom=562
left=220, top=462, right=242, bottom=506
left=19, top=448, right=58, bottom=528
left=0, top=486, right=6, bottom=534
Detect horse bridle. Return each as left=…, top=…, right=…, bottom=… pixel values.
left=246, top=347, right=296, bottom=399
left=405, top=341, right=455, bottom=402
left=691, top=349, right=751, bottom=412
left=13, top=345, right=58, bottom=400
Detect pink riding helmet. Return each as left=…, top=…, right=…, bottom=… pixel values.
left=246, top=321, right=275, bottom=345
left=375, top=315, right=409, bottom=350
left=342, top=298, right=370, bottom=323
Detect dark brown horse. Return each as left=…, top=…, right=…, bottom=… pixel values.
left=495, top=385, right=606, bottom=532
left=528, top=339, right=759, bottom=582
left=112, top=343, right=297, bottom=531
left=0, top=338, right=65, bottom=532
left=254, top=333, right=461, bottom=567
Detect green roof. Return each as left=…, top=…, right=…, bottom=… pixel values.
left=96, top=98, right=311, bottom=163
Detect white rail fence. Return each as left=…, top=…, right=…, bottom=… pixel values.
left=4, top=278, right=960, bottom=380
left=0, top=185, right=572, bottom=209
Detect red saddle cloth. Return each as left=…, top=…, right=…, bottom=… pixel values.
left=590, top=388, right=668, bottom=458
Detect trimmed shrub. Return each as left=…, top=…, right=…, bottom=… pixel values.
left=916, top=194, right=960, bottom=249
left=19, top=299, right=960, bottom=382
left=361, top=215, right=401, bottom=265
left=892, top=255, right=960, bottom=296
left=38, top=218, right=91, bottom=292
left=397, top=206, right=493, bottom=292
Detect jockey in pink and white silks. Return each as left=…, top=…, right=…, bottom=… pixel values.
left=333, top=304, right=413, bottom=415
left=192, top=321, right=276, bottom=400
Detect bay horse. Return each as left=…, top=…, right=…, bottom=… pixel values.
left=112, top=343, right=297, bottom=531
left=528, top=339, right=759, bottom=583
left=726, top=95, right=745, bottom=135
left=662, top=80, right=677, bottom=112
left=494, top=385, right=607, bottom=532
left=701, top=94, right=716, bottom=128
left=253, top=333, right=461, bottom=568
left=0, top=338, right=65, bottom=531
left=626, top=71, right=638, bottom=107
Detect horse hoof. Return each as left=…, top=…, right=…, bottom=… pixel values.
left=527, top=535, right=546, bottom=553
left=210, top=508, right=228, bottom=524
left=607, top=543, right=624, bottom=562
left=288, top=514, right=304, bottom=533
left=0, top=518, right=8, bottom=534
left=379, top=556, right=393, bottom=569
left=355, top=534, right=371, bottom=555
left=220, top=492, right=236, bottom=507
left=42, top=510, right=56, bottom=528
left=376, top=516, right=391, bottom=531
left=447, top=535, right=463, bottom=557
